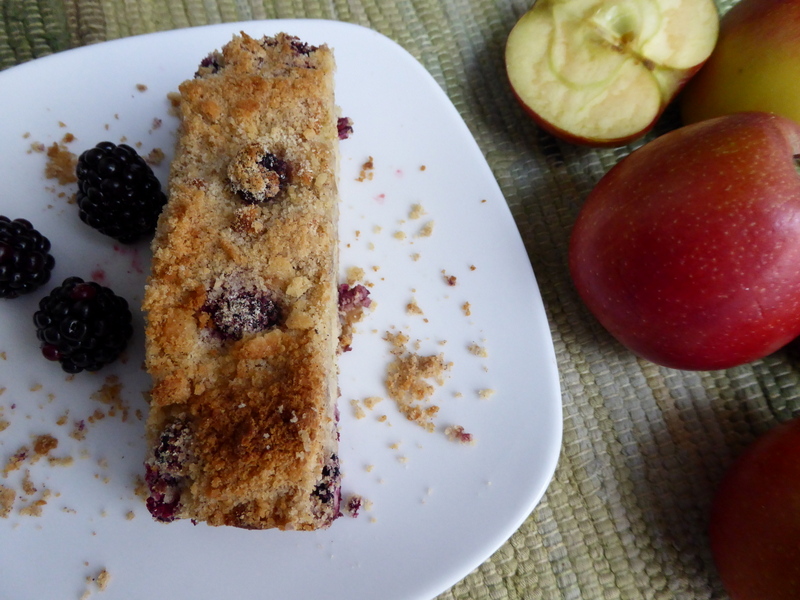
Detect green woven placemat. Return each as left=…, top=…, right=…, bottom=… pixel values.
left=2, top=0, right=793, bottom=598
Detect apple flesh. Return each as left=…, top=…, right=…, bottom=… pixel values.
left=681, top=0, right=800, bottom=126
left=505, top=0, right=718, bottom=146
left=569, top=112, right=800, bottom=370
left=709, top=417, right=800, bottom=600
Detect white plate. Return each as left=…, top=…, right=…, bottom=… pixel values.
left=0, top=20, right=561, bottom=600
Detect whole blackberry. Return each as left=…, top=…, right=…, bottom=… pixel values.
left=0, top=216, right=55, bottom=299
left=75, top=142, right=167, bottom=243
left=34, top=277, right=133, bottom=373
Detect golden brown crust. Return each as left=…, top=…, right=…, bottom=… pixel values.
left=142, top=33, right=341, bottom=530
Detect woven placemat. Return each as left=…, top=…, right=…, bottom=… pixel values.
left=2, top=0, right=793, bottom=598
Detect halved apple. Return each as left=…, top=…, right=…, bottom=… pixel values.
left=505, top=0, right=719, bottom=146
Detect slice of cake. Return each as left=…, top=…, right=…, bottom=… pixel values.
left=142, top=32, right=342, bottom=530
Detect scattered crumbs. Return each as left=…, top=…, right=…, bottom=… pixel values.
left=350, top=399, right=366, bottom=420
left=0, top=351, right=5, bottom=360
left=136, top=83, right=148, bottom=92
left=56, top=411, right=70, bottom=426
left=32, top=434, right=59, bottom=463
left=363, top=396, right=383, bottom=410
left=0, top=485, right=14, bottom=517
left=365, top=464, right=374, bottom=473
left=2, top=446, right=28, bottom=476
left=462, top=302, right=472, bottom=317
left=29, top=383, right=43, bottom=392
left=62, top=132, right=76, bottom=144
left=377, top=414, right=388, bottom=423
left=151, top=117, right=163, bottom=131
left=356, top=156, right=374, bottom=182
left=468, top=343, right=488, bottom=358
left=383, top=331, right=451, bottom=432
left=409, top=203, right=426, bottom=219
left=91, top=375, right=129, bottom=421
left=144, top=148, right=165, bottom=166
left=470, top=265, right=477, bottom=271
left=398, top=456, right=409, bottom=464
left=82, top=568, right=112, bottom=599
left=371, top=265, right=380, bottom=272
left=393, top=231, right=407, bottom=241
left=416, top=221, right=435, bottom=238
left=444, top=425, right=476, bottom=445
left=346, top=266, right=366, bottom=285
left=442, top=271, right=457, bottom=286
left=345, top=494, right=364, bottom=518
left=0, top=419, right=7, bottom=433
left=389, top=441, right=401, bottom=450
left=58, top=121, right=67, bottom=128
left=372, top=225, right=382, bottom=234
left=44, top=142, right=78, bottom=185
left=126, top=511, right=135, bottom=520
left=62, top=506, right=78, bottom=514
left=22, top=469, right=36, bottom=494
left=48, top=456, right=74, bottom=467
left=453, top=391, right=464, bottom=398
left=406, top=298, right=424, bottom=316
left=70, top=420, right=87, bottom=441
left=410, top=253, right=421, bottom=262
left=19, top=489, right=52, bottom=517
left=478, top=389, right=496, bottom=400
left=22, top=131, right=30, bottom=138
left=420, top=165, right=427, bottom=171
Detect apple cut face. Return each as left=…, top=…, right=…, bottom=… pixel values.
left=505, top=0, right=718, bottom=146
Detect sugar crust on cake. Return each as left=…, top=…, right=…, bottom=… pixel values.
left=142, top=33, right=342, bottom=530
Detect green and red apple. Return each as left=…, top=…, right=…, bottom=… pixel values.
left=709, top=416, right=800, bottom=600
left=505, top=0, right=719, bottom=146
left=681, top=0, right=800, bottom=126
left=569, top=111, right=800, bottom=370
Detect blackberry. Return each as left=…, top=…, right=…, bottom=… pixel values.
left=0, top=216, right=55, bottom=299
left=75, top=142, right=167, bottom=243
left=34, top=277, right=133, bottom=373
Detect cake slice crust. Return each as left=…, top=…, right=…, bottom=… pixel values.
left=143, top=33, right=342, bottom=530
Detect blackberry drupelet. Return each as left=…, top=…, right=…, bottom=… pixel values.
left=75, top=142, right=167, bottom=243
left=0, top=216, right=55, bottom=299
left=34, top=277, right=133, bottom=373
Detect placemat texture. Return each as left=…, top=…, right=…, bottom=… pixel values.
left=1, top=0, right=791, bottom=599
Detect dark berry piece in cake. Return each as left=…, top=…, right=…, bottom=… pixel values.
left=75, top=142, right=167, bottom=243
left=228, top=143, right=290, bottom=204
left=145, top=418, right=192, bottom=522
left=311, top=453, right=342, bottom=525
left=195, top=51, right=224, bottom=77
left=0, top=216, right=55, bottom=299
left=337, top=117, right=354, bottom=140
left=33, top=277, right=133, bottom=373
left=145, top=465, right=182, bottom=522
left=202, top=281, right=283, bottom=341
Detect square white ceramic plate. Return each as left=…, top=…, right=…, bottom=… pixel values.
left=0, top=20, right=561, bottom=600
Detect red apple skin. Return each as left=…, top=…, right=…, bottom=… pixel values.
left=569, top=112, right=800, bottom=370
left=709, top=417, right=800, bottom=600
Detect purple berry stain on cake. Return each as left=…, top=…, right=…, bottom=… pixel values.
left=145, top=419, right=192, bottom=523
left=311, top=452, right=342, bottom=524
left=202, top=284, right=283, bottom=341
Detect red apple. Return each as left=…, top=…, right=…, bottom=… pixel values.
left=569, top=112, right=800, bottom=370
left=681, top=0, right=800, bottom=126
left=709, top=416, right=800, bottom=600
left=505, top=0, right=719, bottom=146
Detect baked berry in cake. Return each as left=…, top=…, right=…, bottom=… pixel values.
left=142, top=32, right=343, bottom=530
